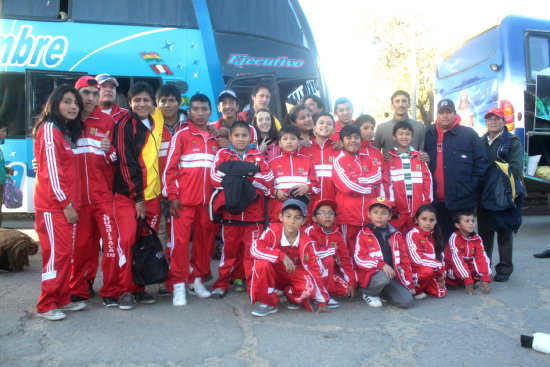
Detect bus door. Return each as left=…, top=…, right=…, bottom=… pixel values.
left=227, top=74, right=282, bottom=122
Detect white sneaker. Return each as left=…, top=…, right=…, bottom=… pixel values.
left=362, top=294, right=382, bottom=308
left=173, top=282, right=187, bottom=306
left=287, top=302, right=300, bottom=310
left=188, top=278, right=211, bottom=298
left=37, top=308, right=66, bottom=321
left=327, top=298, right=340, bottom=309
left=414, top=292, right=428, bottom=300
left=59, top=302, right=87, bottom=312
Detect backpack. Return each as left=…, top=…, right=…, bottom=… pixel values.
left=3, top=176, right=23, bottom=209
left=131, top=219, right=169, bottom=286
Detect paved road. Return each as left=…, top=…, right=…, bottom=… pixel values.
left=1, top=216, right=550, bottom=367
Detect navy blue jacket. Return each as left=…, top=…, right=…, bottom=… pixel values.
left=424, top=122, right=489, bottom=211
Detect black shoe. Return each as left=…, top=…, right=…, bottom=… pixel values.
left=534, top=249, right=550, bottom=258
left=493, top=273, right=510, bottom=282
left=102, top=297, right=119, bottom=308
left=88, top=279, right=96, bottom=298
left=118, top=293, right=136, bottom=310
left=70, top=294, right=88, bottom=302
left=134, top=290, right=156, bottom=304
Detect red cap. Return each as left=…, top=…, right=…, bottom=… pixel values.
left=368, top=197, right=392, bottom=210
left=312, top=199, right=338, bottom=215
left=484, top=108, right=504, bottom=119
left=75, top=76, right=100, bottom=90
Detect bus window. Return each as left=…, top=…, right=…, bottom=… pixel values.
left=437, top=27, right=499, bottom=79
left=71, top=0, right=198, bottom=28
left=1, top=0, right=60, bottom=19
left=527, top=35, right=550, bottom=82
left=0, top=74, right=25, bottom=137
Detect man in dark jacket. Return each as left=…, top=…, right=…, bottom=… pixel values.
left=424, top=99, right=489, bottom=240
left=478, top=108, right=523, bottom=282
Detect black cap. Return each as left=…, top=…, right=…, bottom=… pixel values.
left=217, top=89, right=238, bottom=104
left=437, top=99, right=455, bottom=113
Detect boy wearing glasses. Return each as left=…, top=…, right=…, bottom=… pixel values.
left=305, top=199, right=356, bottom=309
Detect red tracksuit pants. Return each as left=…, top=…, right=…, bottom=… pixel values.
left=412, top=265, right=447, bottom=298
left=36, top=211, right=76, bottom=313
left=339, top=224, right=362, bottom=263
left=165, top=204, right=219, bottom=292
left=445, top=261, right=483, bottom=286
left=70, top=202, right=121, bottom=299
left=321, top=256, right=350, bottom=297
left=250, top=259, right=317, bottom=312
left=212, top=223, right=262, bottom=290
left=114, top=193, right=160, bottom=294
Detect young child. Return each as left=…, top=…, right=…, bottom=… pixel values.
left=444, top=212, right=491, bottom=294
left=356, top=114, right=384, bottom=172
left=305, top=199, right=356, bottom=308
left=210, top=121, right=274, bottom=298
left=286, top=105, right=314, bottom=145
left=267, top=124, right=319, bottom=223
left=355, top=197, right=414, bottom=309
left=405, top=204, right=447, bottom=299
left=385, top=120, right=432, bottom=233
left=250, top=199, right=329, bottom=316
left=300, top=113, right=339, bottom=203
left=253, top=107, right=280, bottom=162
left=332, top=125, right=383, bottom=255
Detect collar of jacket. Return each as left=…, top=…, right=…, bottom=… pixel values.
left=188, top=121, right=213, bottom=138
left=455, top=229, right=480, bottom=241
left=281, top=150, right=298, bottom=157
left=389, top=147, right=419, bottom=158
left=313, top=222, right=339, bottom=235
left=312, top=137, right=333, bottom=149
left=414, top=225, right=433, bottom=237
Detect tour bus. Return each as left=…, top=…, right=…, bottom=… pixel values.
left=434, top=14, right=550, bottom=192
left=0, top=0, right=328, bottom=213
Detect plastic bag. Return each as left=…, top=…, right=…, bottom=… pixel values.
left=3, top=177, right=23, bottom=209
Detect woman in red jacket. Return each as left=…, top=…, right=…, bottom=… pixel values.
left=33, top=85, right=85, bottom=321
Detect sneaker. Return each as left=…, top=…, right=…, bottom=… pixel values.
left=69, top=294, right=88, bottom=303
left=493, top=273, right=510, bottom=282
left=232, top=279, right=246, bottom=292
left=37, top=308, right=66, bottom=321
left=157, top=283, right=171, bottom=296
left=173, top=283, right=187, bottom=306
left=327, top=298, right=340, bottom=309
left=414, top=292, right=428, bottom=300
left=251, top=303, right=278, bottom=317
left=102, top=297, right=119, bottom=308
left=211, top=288, right=226, bottom=299
left=287, top=302, right=300, bottom=310
left=362, top=294, right=382, bottom=308
left=188, top=278, right=211, bottom=298
left=134, top=290, right=156, bottom=304
left=118, top=293, right=136, bottom=310
left=59, top=302, right=87, bottom=312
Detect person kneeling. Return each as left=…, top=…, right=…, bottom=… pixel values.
left=249, top=199, right=330, bottom=316
left=355, top=197, right=414, bottom=309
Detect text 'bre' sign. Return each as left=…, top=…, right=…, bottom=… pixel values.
left=0, top=25, right=68, bottom=68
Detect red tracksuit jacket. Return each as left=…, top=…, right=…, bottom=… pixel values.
left=210, top=147, right=274, bottom=222
left=360, top=141, right=384, bottom=171
left=158, top=125, right=174, bottom=177
left=75, top=107, right=116, bottom=205
left=162, top=122, right=218, bottom=205
left=267, top=151, right=320, bottom=221
left=105, top=104, right=128, bottom=123
left=250, top=222, right=329, bottom=305
left=354, top=225, right=414, bottom=290
left=300, top=138, right=339, bottom=201
left=305, top=223, right=357, bottom=287
left=332, top=150, right=383, bottom=226
left=385, top=148, right=432, bottom=216
left=34, top=122, right=79, bottom=212
left=405, top=226, right=444, bottom=271
left=445, top=230, right=492, bottom=284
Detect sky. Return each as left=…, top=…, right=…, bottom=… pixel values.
left=299, top=0, right=550, bottom=116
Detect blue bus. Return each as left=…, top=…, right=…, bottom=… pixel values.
left=434, top=14, right=550, bottom=192
left=0, top=0, right=329, bottom=213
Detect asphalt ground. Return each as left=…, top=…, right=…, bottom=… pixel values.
left=1, top=215, right=550, bottom=367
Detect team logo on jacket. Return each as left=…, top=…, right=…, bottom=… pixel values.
left=373, top=158, right=378, bottom=165
left=362, top=165, right=367, bottom=172
left=328, top=156, right=333, bottom=163
left=416, top=164, right=421, bottom=170
left=297, top=168, right=303, bottom=174
left=89, top=128, right=96, bottom=135
left=212, top=146, right=217, bottom=153
left=192, top=140, right=199, bottom=151
left=330, top=241, right=337, bottom=247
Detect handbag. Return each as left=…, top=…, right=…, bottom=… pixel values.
left=3, top=176, right=23, bottom=209
left=131, top=218, right=169, bottom=286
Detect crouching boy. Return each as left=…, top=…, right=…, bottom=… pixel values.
left=305, top=199, right=357, bottom=308
left=355, top=197, right=414, bottom=309
left=250, top=199, right=330, bottom=316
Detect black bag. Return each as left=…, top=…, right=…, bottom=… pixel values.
left=131, top=219, right=169, bottom=286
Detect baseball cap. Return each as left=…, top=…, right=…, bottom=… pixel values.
left=437, top=99, right=455, bottom=113
left=484, top=107, right=505, bottom=119
left=282, top=198, right=308, bottom=217
left=95, top=73, right=119, bottom=87
left=312, top=199, right=338, bottom=215
left=368, top=197, right=392, bottom=211
left=218, top=89, right=238, bottom=104
left=75, top=76, right=99, bottom=90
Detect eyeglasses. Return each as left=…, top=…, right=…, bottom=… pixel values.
left=316, top=211, right=335, bottom=217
